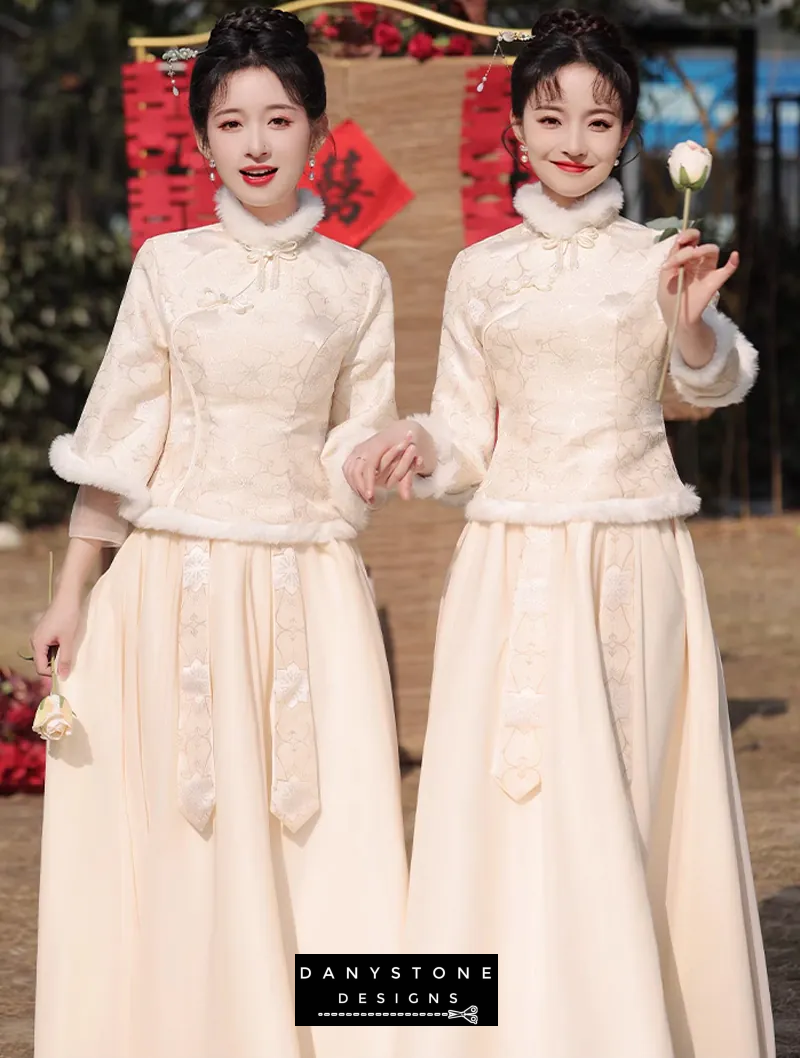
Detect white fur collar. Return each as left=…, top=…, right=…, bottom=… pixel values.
left=215, top=187, right=325, bottom=249
left=513, top=179, right=623, bottom=238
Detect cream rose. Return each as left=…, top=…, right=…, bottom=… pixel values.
left=667, top=140, right=712, bottom=191
left=32, top=693, right=75, bottom=741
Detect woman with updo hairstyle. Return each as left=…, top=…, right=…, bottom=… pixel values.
left=32, top=8, right=406, bottom=1057
left=353, top=10, right=774, bottom=1058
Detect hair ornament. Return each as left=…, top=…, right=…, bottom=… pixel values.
left=476, top=31, right=534, bottom=93
left=163, top=46, right=201, bottom=95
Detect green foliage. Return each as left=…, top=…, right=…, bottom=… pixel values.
left=0, top=0, right=203, bottom=526
left=0, top=177, right=130, bottom=525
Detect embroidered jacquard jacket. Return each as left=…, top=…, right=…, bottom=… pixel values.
left=51, top=188, right=397, bottom=545
left=412, top=179, right=757, bottom=524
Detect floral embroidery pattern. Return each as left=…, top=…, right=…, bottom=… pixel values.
left=599, top=528, right=636, bottom=779
left=53, top=216, right=397, bottom=543
left=176, top=538, right=216, bottom=831
left=491, top=527, right=551, bottom=800
left=182, top=542, right=210, bottom=591
left=269, top=547, right=320, bottom=832
left=416, top=188, right=744, bottom=520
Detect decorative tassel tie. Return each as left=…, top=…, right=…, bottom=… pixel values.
left=245, top=241, right=300, bottom=291
left=506, top=227, right=600, bottom=295
left=541, top=226, right=600, bottom=272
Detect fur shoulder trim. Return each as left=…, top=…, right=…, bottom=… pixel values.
left=513, top=179, right=623, bottom=239
left=214, top=187, right=324, bottom=249
left=466, top=487, right=701, bottom=526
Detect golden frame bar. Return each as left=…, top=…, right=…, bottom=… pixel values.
left=129, top=0, right=510, bottom=60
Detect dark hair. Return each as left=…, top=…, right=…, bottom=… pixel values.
left=510, top=9, right=639, bottom=126
left=189, top=7, right=326, bottom=146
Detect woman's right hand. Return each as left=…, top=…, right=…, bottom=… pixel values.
left=31, top=596, right=82, bottom=680
left=344, top=420, right=437, bottom=503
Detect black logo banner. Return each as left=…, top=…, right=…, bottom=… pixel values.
left=295, top=954, right=498, bottom=1027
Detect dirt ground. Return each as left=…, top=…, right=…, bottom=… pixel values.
left=1, top=517, right=799, bottom=1057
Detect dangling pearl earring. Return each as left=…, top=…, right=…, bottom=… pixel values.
left=613, top=155, right=621, bottom=168
left=209, top=159, right=216, bottom=182
left=309, top=155, right=316, bottom=183
left=520, top=146, right=529, bottom=167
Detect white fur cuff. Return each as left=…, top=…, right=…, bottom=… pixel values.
left=670, top=308, right=758, bottom=407
left=49, top=434, right=151, bottom=522
left=408, top=412, right=464, bottom=500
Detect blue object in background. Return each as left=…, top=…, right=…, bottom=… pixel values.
left=640, top=50, right=800, bottom=155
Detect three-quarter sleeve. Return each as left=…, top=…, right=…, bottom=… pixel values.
left=49, top=238, right=171, bottom=523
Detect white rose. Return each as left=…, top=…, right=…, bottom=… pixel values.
left=32, top=693, right=75, bottom=741
left=667, top=140, right=712, bottom=191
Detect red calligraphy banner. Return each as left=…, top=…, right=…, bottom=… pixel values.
left=461, top=65, right=537, bottom=246
left=123, top=60, right=215, bottom=250
left=122, top=62, right=413, bottom=251
left=299, top=119, right=413, bottom=247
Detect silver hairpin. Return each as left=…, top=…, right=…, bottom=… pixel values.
left=163, top=47, right=200, bottom=96
left=476, top=31, right=534, bottom=94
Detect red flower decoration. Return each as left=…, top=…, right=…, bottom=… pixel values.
left=352, top=3, right=378, bottom=27
left=0, top=667, right=49, bottom=793
left=408, top=32, right=440, bottom=62
left=312, top=12, right=330, bottom=28
left=373, top=21, right=403, bottom=55
left=322, top=23, right=340, bottom=39
left=4, top=703, right=33, bottom=734
left=446, top=34, right=474, bottom=56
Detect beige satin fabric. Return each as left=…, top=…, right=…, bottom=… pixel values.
left=176, top=542, right=320, bottom=834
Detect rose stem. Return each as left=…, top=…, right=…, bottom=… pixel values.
left=48, top=551, right=59, bottom=695
left=657, top=186, right=693, bottom=402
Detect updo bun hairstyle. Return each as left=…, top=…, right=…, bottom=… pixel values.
left=189, top=7, right=327, bottom=147
left=510, top=9, right=639, bottom=126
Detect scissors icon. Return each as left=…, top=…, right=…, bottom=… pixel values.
left=447, top=1005, right=478, bottom=1025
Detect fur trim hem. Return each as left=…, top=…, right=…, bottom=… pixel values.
left=466, top=487, right=701, bottom=526
left=408, top=412, right=470, bottom=500
left=215, top=187, right=324, bottom=249
left=136, top=507, right=357, bottom=544
left=51, top=434, right=360, bottom=544
left=513, top=179, right=623, bottom=239
left=49, top=435, right=151, bottom=521
left=670, top=309, right=758, bottom=408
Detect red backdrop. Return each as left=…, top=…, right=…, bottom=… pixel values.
left=122, top=58, right=532, bottom=251
left=461, top=63, right=536, bottom=246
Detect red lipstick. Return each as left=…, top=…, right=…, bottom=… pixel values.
left=240, top=166, right=278, bottom=186
left=554, top=162, right=591, bottom=174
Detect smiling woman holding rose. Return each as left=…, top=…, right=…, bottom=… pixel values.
left=346, top=9, right=774, bottom=1058
left=29, top=8, right=406, bottom=1058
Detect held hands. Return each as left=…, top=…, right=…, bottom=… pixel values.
left=658, top=229, right=739, bottom=328
left=343, top=420, right=437, bottom=503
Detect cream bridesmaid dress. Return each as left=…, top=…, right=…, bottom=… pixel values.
left=35, top=188, right=407, bottom=1058
left=399, top=180, right=774, bottom=1058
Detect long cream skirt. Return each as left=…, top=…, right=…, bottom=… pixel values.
left=401, top=519, right=774, bottom=1058
left=35, top=530, right=407, bottom=1058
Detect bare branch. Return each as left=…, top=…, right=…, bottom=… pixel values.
left=663, top=51, right=714, bottom=143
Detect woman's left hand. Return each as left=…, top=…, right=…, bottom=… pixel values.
left=657, top=229, right=739, bottom=326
